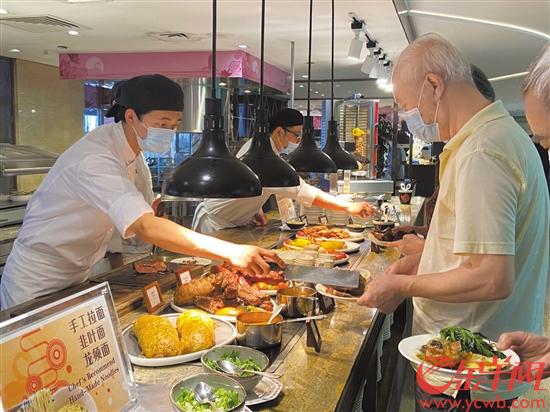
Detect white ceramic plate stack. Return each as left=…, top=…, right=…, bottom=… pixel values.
left=299, top=205, right=325, bottom=224
left=326, top=210, right=350, bottom=226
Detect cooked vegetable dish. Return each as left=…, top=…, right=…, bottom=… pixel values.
left=174, top=387, right=240, bottom=412
left=204, top=350, right=262, bottom=377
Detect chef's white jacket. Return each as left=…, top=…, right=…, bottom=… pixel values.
left=192, top=138, right=323, bottom=234
left=0, top=123, right=153, bottom=309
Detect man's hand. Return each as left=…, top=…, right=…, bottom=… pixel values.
left=388, top=234, right=426, bottom=256
left=497, top=331, right=550, bottom=379
left=252, top=211, right=268, bottom=227
left=228, top=245, right=285, bottom=276
left=347, top=202, right=377, bottom=218
left=385, top=252, right=422, bottom=276
left=357, top=274, right=408, bottom=314
left=152, top=196, right=167, bottom=218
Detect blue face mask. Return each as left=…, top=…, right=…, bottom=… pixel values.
left=281, top=141, right=300, bottom=155
left=400, top=78, right=441, bottom=144
left=132, top=119, right=175, bottom=153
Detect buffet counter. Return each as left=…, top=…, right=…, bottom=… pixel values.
left=0, top=197, right=423, bottom=412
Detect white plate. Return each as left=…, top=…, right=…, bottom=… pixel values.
left=170, top=300, right=238, bottom=323
left=171, top=257, right=213, bottom=266
left=315, top=283, right=358, bottom=301
left=315, top=270, right=370, bottom=301
left=333, top=254, right=350, bottom=266
left=398, top=334, right=520, bottom=377
left=123, top=314, right=236, bottom=366
left=338, top=241, right=361, bottom=253
left=297, top=232, right=364, bottom=243
left=245, top=376, right=283, bottom=406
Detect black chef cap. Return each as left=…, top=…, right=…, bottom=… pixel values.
left=269, top=108, right=304, bottom=133
left=105, top=74, right=184, bottom=120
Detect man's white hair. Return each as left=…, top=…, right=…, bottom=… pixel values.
left=395, top=33, right=473, bottom=84
left=522, top=43, right=550, bottom=107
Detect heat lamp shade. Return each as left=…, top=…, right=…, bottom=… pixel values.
left=240, top=132, right=300, bottom=188
left=287, top=117, right=337, bottom=173
left=322, top=121, right=358, bottom=170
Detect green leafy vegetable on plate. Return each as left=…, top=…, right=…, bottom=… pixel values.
left=204, top=350, right=262, bottom=377
left=439, top=326, right=506, bottom=359
left=175, top=387, right=240, bottom=412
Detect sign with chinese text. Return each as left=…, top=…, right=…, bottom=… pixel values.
left=0, top=283, right=137, bottom=411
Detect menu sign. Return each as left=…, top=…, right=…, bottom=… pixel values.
left=0, top=283, right=137, bottom=412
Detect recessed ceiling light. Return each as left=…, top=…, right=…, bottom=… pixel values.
left=244, top=89, right=252, bottom=94
left=321, top=94, right=325, bottom=97
left=0, top=8, right=8, bottom=15
left=335, top=84, right=341, bottom=87
left=67, top=30, right=80, bottom=36
left=31, top=109, right=36, bottom=113
left=314, top=91, right=319, bottom=94
left=238, top=44, right=248, bottom=49
left=301, top=75, right=308, bottom=79
left=10, top=48, right=21, bottom=53
left=299, top=84, right=304, bottom=88
left=219, top=82, right=227, bottom=86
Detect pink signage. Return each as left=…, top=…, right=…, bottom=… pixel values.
left=59, top=50, right=290, bottom=92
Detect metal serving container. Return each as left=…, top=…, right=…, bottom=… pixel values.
left=235, top=312, right=283, bottom=348
left=276, top=286, right=317, bottom=318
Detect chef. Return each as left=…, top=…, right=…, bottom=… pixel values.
left=192, top=108, right=376, bottom=234
left=0, top=74, right=282, bottom=310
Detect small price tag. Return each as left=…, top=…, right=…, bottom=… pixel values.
left=176, top=270, right=192, bottom=286
left=300, top=215, right=308, bottom=225
left=276, top=196, right=297, bottom=224
left=318, top=215, right=329, bottom=225
left=142, top=281, right=164, bottom=313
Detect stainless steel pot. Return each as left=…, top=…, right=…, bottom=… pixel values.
left=276, top=286, right=317, bottom=318
left=235, top=312, right=283, bottom=348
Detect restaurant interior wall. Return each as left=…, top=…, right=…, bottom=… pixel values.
left=13, top=59, right=84, bottom=192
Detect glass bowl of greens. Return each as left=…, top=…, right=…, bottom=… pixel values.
left=170, top=373, right=246, bottom=412
left=201, top=345, right=270, bottom=393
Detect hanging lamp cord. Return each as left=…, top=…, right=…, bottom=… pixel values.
left=307, top=0, right=313, bottom=117
left=330, top=0, right=334, bottom=122
left=212, top=0, right=217, bottom=99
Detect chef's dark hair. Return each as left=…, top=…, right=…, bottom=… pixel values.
left=471, top=64, right=495, bottom=102
left=112, top=105, right=147, bottom=123
left=269, top=108, right=304, bottom=133
left=105, top=74, right=184, bottom=123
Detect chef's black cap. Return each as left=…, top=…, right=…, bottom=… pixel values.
left=269, top=108, right=304, bottom=133
left=105, top=74, right=184, bottom=120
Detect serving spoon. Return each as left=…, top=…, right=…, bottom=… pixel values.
left=215, top=359, right=282, bottom=379
left=194, top=382, right=222, bottom=412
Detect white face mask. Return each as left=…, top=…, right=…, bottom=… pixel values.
left=281, top=141, right=300, bottom=155
left=132, top=119, right=175, bottom=153
left=400, top=78, right=441, bottom=143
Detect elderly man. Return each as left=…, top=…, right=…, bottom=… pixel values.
left=358, top=33, right=549, bottom=407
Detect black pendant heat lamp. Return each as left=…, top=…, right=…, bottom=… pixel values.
left=240, top=0, right=300, bottom=188
left=287, top=0, right=337, bottom=173
left=162, top=0, right=261, bottom=199
left=322, top=0, right=358, bottom=171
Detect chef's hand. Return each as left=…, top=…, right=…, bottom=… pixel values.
left=384, top=252, right=422, bottom=276
left=152, top=196, right=167, bottom=218
left=228, top=245, right=285, bottom=276
left=347, top=202, right=377, bottom=218
left=388, top=234, right=425, bottom=256
left=252, top=211, right=268, bottom=227
left=497, top=332, right=550, bottom=379
left=357, top=274, right=408, bottom=314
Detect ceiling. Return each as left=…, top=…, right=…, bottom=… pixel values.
left=1, top=0, right=548, bottom=114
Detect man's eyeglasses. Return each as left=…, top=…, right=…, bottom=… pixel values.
left=283, top=128, right=302, bottom=139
